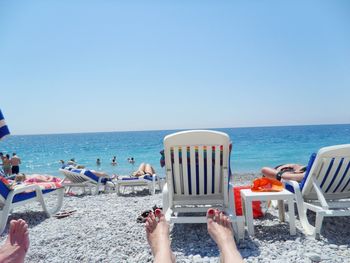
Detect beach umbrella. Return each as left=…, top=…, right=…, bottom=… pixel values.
left=0, top=109, right=10, bottom=140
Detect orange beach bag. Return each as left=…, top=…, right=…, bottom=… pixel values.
left=251, top=177, right=283, bottom=192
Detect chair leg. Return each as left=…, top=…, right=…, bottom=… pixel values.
left=293, top=188, right=315, bottom=235
left=0, top=203, right=11, bottom=234
left=314, top=212, right=324, bottom=239
left=238, top=218, right=245, bottom=240
left=162, top=186, right=169, bottom=214
left=158, top=180, right=161, bottom=192
left=149, top=182, right=155, bottom=195
left=94, top=184, right=100, bottom=195
left=37, top=188, right=64, bottom=216
left=230, top=217, right=245, bottom=243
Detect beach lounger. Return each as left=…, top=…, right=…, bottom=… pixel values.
left=0, top=176, right=64, bottom=234
left=284, top=144, right=350, bottom=238
left=162, top=130, right=245, bottom=241
left=59, top=168, right=114, bottom=195
left=115, top=174, right=161, bottom=195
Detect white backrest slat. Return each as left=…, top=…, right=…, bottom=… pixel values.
left=190, top=146, right=197, bottom=195
left=164, top=146, right=174, bottom=196
left=214, top=146, right=221, bottom=194
left=173, top=146, right=182, bottom=194
left=181, top=146, right=190, bottom=196
left=198, top=146, right=205, bottom=195
left=206, top=146, right=213, bottom=194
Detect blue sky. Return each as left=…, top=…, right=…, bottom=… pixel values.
left=1, top=1, right=349, bottom=135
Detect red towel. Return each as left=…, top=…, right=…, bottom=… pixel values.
left=233, top=186, right=264, bottom=218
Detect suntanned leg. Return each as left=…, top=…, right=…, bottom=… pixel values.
left=207, top=209, right=243, bottom=263
left=144, top=164, right=155, bottom=175
left=138, top=163, right=146, bottom=172
left=91, top=170, right=108, bottom=177
left=0, top=219, right=30, bottom=263
left=145, top=211, right=175, bottom=263
left=261, top=167, right=278, bottom=179
left=133, top=163, right=146, bottom=176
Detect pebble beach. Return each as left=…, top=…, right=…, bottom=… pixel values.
left=1, top=173, right=350, bottom=263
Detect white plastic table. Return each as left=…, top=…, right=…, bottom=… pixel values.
left=240, top=188, right=296, bottom=236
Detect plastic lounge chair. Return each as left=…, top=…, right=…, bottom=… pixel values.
left=283, top=144, right=350, bottom=238
left=59, top=168, right=113, bottom=195
left=116, top=174, right=161, bottom=195
left=162, top=130, right=245, bottom=241
left=0, top=176, right=64, bottom=234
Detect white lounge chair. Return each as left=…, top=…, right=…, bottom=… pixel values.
left=0, top=177, right=64, bottom=234
left=162, top=130, right=245, bottom=241
left=59, top=168, right=114, bottom=195
left=284, top=144, right=350, bottom=238
left=115, top=174, right=161, bottom=195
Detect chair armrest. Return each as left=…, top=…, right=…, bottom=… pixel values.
left=283, top=179, right=300, bottom=190
left=12, top=184, right=41, bottom=194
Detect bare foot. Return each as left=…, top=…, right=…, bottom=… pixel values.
left=145, top=210, right=175, bottom=263
left=0, top=219, right=29, bottom=263
left=207, top=209, right=243, bottom=263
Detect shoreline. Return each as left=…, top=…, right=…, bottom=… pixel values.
left=0, top=173, right=349, bottom=262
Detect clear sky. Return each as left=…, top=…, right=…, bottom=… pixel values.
left=1, top=1, right=349, bottom=135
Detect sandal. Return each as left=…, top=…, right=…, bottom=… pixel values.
left=54, top=210, right=77, bottom=219
left=136, top=205, right=163, bottom=223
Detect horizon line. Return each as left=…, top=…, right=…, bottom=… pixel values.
left=8, top=122, right=350, bottom=136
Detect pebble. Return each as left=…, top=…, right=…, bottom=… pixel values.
left=304, top=253, right=322, bottom=262
left=0, top=174, right=349, bottom=262
left=193, top=254, right=202, bottom=262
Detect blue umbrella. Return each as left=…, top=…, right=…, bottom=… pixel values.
left=0, top=109, right=10, bottom=140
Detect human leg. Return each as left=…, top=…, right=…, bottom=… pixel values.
left=145, top=210, right=175, bottom=263
left=132, top=163, right=146, bottom=176
left=91, top=170, right=108, bottom=177
left=207, top=209, right=243, bottom=263
left=12, top=166, right=19, bottom=175
left=0, top=219, right=29, bottom=263
left=144, top=164, right=155, bottom=175
left=261, top=167, right=278, bottom=179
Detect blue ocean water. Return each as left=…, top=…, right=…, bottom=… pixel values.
left=1, top=124, right=349, bottom=178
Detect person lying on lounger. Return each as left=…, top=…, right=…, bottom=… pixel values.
left=87, top=170, right=109, bottom=177
left=261, top=163, right=307, bottom=182
left=145, top=208, right=243, bottom=263
left=14, top=173, right=62, bottom=183
left=66, top=166, right=110, bottom=178
left=132, top=163, right=155, bottom=177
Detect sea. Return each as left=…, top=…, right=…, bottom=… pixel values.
left=1, top=124, right=349, bottom=178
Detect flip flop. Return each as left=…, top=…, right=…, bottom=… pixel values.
left=54, top=210, right=77, bottom=219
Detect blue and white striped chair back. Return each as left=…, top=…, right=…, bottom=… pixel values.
left=301, top=144, right=350, bottom=200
